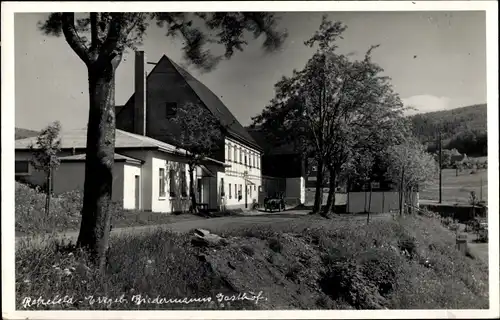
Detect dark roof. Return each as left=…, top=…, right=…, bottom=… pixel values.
left=117, top=54, right=261, bottom=152
left=165, top=56, right=261, bottom=151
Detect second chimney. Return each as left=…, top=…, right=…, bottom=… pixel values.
left=134, top=50, right=147, bottom=136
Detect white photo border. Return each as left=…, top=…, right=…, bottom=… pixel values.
left=2, top=1, right=498, bottom=319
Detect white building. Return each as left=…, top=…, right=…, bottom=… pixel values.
left=15, top=51, right=263, bottom=213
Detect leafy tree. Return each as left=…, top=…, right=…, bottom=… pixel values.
left=165, top=102, right=223, bottom=213
left=253, top=16, right=407, bottom=215
left=29, top=121, right=62, bottom=216
left=39, top=12, right=287, bottom=268
left=385, top=140, right=438, bottom=215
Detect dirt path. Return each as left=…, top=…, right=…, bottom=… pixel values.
left=15, top=211, right=391, bottom=249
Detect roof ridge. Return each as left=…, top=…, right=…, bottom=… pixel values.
left=164, top=56, right=261, bottom=151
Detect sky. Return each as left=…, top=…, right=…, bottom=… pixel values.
left=15, top=11, right=486, bottom=131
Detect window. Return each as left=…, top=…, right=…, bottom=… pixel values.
left=254, top=185, right=256, bottom=191
left=234, top=184, right=237, bottom=199
left=165, top=102, right=178, bottom=118
left=229, top=183, right=232, bottom=199
left=15, top=161, right=30, bottom=175
left=180, top=170, right=187, bottom=197
left=234, top=148, right=237, bottom=162
left=249, top=154, right=252, bottom=167
left=244, top=152, right=247, bottom=166
left=239, top=150, right=243, bottom=164
left=249, top=185, right=252, bottom=197
left=169, top=169, right=176, bottom=197
left=238, top=184, right=242, bottom=200
left=159, top=168, right=166, bottom=197
left=220, top=178, right=225, bottom=197
left=228, top=145, right=232, bottom=161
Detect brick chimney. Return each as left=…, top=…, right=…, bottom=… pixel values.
left=134, top=50, right=147, bottom=136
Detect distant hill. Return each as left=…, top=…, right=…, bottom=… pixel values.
left=409, top=104, right=487, bottom=143
left=410, top=104, right=487, bottom=156
left=15, top=128, right=38, bottom=140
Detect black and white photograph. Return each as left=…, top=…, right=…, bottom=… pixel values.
left=2, top=1, right=498, bottom=319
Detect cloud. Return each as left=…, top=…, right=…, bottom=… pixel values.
left=402, top=95, right=452, bottom=115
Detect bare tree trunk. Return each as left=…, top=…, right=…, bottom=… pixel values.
left=77, top=60, right=119, bottom=271
left=313, top=157, right=324, bottom=214
left=45, top=168, right=52, bottom=216
left=188, top=164, right=198, bottom=213
left=323, top=166, right=336, bottom=216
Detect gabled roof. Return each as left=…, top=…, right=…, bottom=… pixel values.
left=116, top=54, right=262, bottom=152
left=59, top=153, right=143, bottom=165
left=15, top=128, right=188, bottom=153
left=166, top=57, right=261, bottom=151
left=16, top=128, right=228, bottom=167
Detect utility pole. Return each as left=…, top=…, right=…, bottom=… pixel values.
left=438, top=131, right=442, bottom=204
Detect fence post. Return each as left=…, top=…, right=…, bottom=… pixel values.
left=456, top=233, right=468, bottom=255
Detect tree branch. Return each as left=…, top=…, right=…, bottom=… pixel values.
left=61, top=13, right=91, bottom=64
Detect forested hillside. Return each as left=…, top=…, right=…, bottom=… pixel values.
left=410, top=104, right=487, bottom=156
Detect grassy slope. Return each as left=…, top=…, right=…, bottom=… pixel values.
left=419, top=168, right=488, bottom=204
left=16, top=214, right=488, bottom=310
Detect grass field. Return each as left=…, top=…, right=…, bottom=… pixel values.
left=419, top=168, right=488, bottom=204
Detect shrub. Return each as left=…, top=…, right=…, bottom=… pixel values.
left=268, top=237, right=283, bottom=253
left=285, top=262, right=303, bottom=281
left=320, top=258, right=385, bottom=309
left=397, top=234, right=418, bottom=258
left=358, top=249, right=404, bottom=296
left=240, top=245, right=255, bottom=257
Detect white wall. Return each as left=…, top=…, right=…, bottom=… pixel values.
left=123, top=163, right=142, bottom=210
left=52, top=161, right=124, bottom=203
left=347, top=191, right=419, bottom=213
left=285, top=177, right=305, bottom=205
left=224, top=137, right=261, bottom=209
left=149, top=151, right=195, bottom=214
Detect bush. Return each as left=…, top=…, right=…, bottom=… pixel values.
left=358, top=249, right=404, bottom=296
left=285, top=262, right=303, bottom=281
left=397, top=234, right=418, bottom=258
left=240, top=245, right=255, bottom=257
left=268, top=237, right=283, bottom=253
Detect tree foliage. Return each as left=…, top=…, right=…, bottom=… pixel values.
left=384, top=140, right=438, bottom=192
left=165, top=102, right=223, bottom=212
left=252, top=15, right=408, bottom=214
left=39, top=13, right=287, bottom=71
left=29, top=121, right=62, bottom=215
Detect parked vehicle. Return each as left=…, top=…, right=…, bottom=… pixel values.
left=264, top=193, right=285, bottom=212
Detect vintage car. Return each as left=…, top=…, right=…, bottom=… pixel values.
left=264, top=193, right=286, bottom=212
